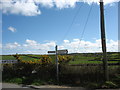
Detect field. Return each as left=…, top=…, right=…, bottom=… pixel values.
left=68, top=52, right=120, bottom=65
left=1, top=52, right=120, bottom=65
left=2, top=52, right=120, bottom=89
left=1, top=55, right=16, bottom=60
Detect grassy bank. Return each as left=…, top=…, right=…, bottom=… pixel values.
left=2, top=63, right=120, bottom=89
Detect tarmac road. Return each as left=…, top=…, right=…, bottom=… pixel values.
left=2, top=83, right=120, bottom=90
left=2, top=83, right=28, bottom=88
left=2, top=83, right=87, bottom=89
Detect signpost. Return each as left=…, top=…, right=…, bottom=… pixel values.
left=48, top=51, right=56, bottom=53
left=55, top=45, right=59, bottom=83
left=1, top=60, right=18, bottom=64
left=48, top=49, right=68, bottom=54
left=48, top=46, right=68, bottom=83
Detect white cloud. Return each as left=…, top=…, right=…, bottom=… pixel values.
left=2, top=39, right=118, bottom=54
left=102, top=0, right=119, bottom=4
left=1, top=0, right=41, bottom=16
left=1, top=0, right=119, bottom=16
left=8, top=26, right=16, bottom=32
left=5, top=42, right=21, bottom=49
left=23, top=50, right=33, bottom=53
left=34, top=0, right=54, bottom=8
left=53, top=0, right=79, bottom=9
left=23, top=39, right=55, bottom=49
left=63, top=40, right=70, bottom=43
left=58, top=39, right=118, bottom=53
left=0, top=43, right=2, bottom=49
left=25, top=39, right=37, bottom=46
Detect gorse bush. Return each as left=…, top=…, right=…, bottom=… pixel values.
left=13, top=54, right=52, bottom=65
left=3, top=54, right=54, bottom=80
left=3, top=55, right=56, bottom=84
left=58, top=55, right=73, bottom=64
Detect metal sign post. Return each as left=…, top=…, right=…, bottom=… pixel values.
left=48, top=47, right=68, bottom=83
left=55, top=45, right=59, bottom=83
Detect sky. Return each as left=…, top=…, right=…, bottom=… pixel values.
left=0, top=0, right=119, bottom=55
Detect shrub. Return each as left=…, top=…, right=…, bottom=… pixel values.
left=101, top=81, right=118, bottom=88
left=58, top=55, right=73, bottom=64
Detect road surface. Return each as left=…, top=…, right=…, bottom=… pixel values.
left=2, top=83, right=120, bottom=90
left=2, top=83, right=86, bottom=89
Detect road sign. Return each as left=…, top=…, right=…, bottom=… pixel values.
left=1, top=60, right=18, bottom=64
left=48, top=49, right=68, bottom=54
left=48, top=51, right=55, bottom=53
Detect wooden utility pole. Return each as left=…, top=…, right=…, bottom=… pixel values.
left=100, top=0, right=109, bottom=81
left=55, top=45, right=59, bottom=83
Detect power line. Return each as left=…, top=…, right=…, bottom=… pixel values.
left=80, top=3, right=93, bottom=41
left=73, top=3, right=93, bottom=59
left=60, top=3, right=84, bottom=43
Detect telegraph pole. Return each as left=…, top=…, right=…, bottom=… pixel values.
left=100, top=0, right=109, bottom=81
left=55, top=45, right=59, bottom=83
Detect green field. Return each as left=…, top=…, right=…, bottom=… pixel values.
left=19, top=55, right=39, bottom=61
left=1, top=55, right=16, bottom=60
left=27, top=54, right=43, bottom=57
left=68, top=53, right=120, bottom=64
left=1, top=52, right=120, bottom=64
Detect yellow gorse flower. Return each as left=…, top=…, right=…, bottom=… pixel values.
left=19, top=55, right=52, bottom=65
left=58, top=55, right=73, bottom=63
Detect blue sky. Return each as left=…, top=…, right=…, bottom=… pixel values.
left=1, top=0, right=119, bottom=54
